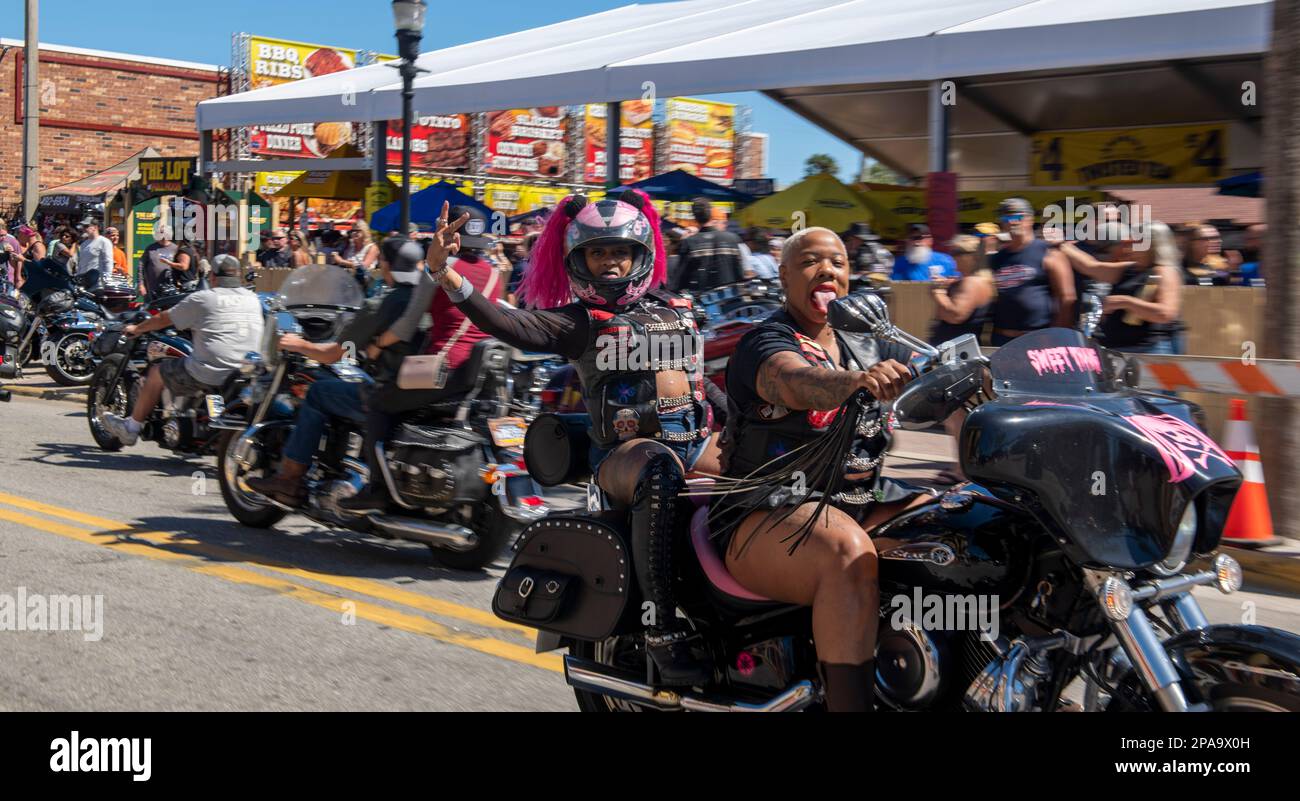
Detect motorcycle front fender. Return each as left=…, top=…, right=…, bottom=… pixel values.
left=1162, top=624, right=1300, bottom=705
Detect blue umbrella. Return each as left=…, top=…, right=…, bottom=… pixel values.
left=370, top=181, right=496, bottom=233
left=618, top=169, right=754, bottom=203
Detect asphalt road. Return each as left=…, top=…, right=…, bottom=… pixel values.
left=1, top=393, right=1297, bottom=711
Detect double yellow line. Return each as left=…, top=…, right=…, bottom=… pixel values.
left=0, top=490, right=562, bottom=674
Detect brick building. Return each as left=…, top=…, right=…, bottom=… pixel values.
left=0, top=39, right=222, bottom=212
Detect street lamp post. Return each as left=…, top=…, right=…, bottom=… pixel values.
left=392, top=0, right=427, bottom=236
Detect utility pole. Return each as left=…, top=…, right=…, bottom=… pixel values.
left=1257, top=0, right=1298, bottom=529
left=21, top=0, right=40, bottom=221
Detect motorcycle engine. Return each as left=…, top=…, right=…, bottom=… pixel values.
left=875, top=623, right=953, bottom=710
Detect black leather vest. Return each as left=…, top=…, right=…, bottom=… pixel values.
left=572, top=292, right=710, bottom=450
left=723, top=327, right=894, bottom=505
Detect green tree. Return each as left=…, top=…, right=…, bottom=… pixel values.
left=804, top=153, right=839, bottom=178
left=860, top=160, right=903, bottom=186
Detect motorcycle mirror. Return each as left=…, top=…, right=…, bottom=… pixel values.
left=828, top=291, right=891, bottom=336
left=893, top=360, right=986, bottom=431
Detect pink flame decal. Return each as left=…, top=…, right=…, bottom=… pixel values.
left=1123, top=414, right=1234, bottom=483
left=616, top=273, right=653, bottom=305
left=571, top=281, right=607, bottom=305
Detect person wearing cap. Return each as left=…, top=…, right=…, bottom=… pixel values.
left=244, top=237, right=429, bottom=506
left=987, top=197, right=1075, bottom=345
left=889, top=223, right=959, bottom=282
left=100, top=255, right=265, bottom=448
left=339, top=206, right=505, bottom=511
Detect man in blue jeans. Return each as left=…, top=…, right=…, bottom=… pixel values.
left=247, top=237, right=425, bottom=506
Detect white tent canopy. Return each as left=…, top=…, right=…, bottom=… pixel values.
left=197, top=0, right=1270, bottom=181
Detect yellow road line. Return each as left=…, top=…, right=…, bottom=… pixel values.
left=0, top=490, right=533, bottom=637
left=0, top=503, right=561, bottom=674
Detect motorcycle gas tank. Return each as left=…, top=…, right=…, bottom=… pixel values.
left=871, top=488, right=1030, bottom=598
left=962, top=393, right=1242, bottom=569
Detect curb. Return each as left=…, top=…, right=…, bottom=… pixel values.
left=0, top=383, right=87, bottom=404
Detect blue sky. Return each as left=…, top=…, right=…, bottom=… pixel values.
left=4, top=0, right=864, bottom=186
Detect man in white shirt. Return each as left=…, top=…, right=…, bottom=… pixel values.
left=75, top=219, right=114, bottom=287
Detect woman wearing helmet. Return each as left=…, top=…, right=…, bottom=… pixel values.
left=428, top=191, right=716, bottom=686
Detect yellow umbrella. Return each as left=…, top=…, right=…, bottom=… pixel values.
left=277, top=144, right=396, bottom=200
left=734, top=173, right=874, bottom=232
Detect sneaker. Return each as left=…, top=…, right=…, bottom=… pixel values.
left=101, top=413, right=139, bottom=446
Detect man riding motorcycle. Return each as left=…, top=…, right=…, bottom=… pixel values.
left=709, top=226, right=934, bottom=712
left=246, top=237, right=424, bottom=506
left=430, top=191, right=719, bottom=685
left=102, top=254, right=264, bottom=447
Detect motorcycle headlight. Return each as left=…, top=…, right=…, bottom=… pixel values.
left=1153, top=501, right=1198, bottom=576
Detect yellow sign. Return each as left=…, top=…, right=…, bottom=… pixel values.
left=253, top=171, right=302, bottom=197
left=247, top=36, right=358, bottom=158
left=858, top=187, right=1107, bottom=240
left=1030, top=124, right=1229, bottom=187
left=365, top=182, right=394, bottom=218
left=483, top=183, right=569, bottom=215
left=665, top=98, right=735, bottom=185
left=138, top=157, right=195, bottom=194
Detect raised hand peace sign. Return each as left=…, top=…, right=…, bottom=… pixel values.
left=426, top=201, right=470, bottom=270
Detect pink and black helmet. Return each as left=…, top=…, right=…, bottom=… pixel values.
left=562, top=194, right=657, bottom=308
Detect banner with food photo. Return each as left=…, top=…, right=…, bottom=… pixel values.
left=583, top=101, right=655, bottom=184
left=383, top=114, right=471, bottom=170
left=665, top=98, right=735, bottom=186
left=246, top=36, right=358, bottom=159
left=485, top=108, right=569, bottom=179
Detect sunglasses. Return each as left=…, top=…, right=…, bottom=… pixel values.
left=1000, top=214, right=1028, bottom=223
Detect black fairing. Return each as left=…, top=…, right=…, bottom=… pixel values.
left=872, top=489, right=1031, bottom=598
left=964, top=329, right=1242, bottom=570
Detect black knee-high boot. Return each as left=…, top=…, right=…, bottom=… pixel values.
left=631, top=452, right=709, bottom=686
left=818, top=661, right=877, bottom=712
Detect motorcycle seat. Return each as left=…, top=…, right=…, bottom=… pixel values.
left=688, top=505, right=787, bottom=614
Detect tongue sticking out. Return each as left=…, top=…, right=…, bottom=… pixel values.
left=812, top=290, right=837, bottom=313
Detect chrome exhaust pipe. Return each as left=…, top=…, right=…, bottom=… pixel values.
left=371, top=515, right=477, bottom=552
left=564, top=655, right=818, bottom=712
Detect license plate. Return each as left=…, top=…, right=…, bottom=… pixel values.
left=487, top=416, right=528, bottom=448
left=205, top=394, right=226, bottom=419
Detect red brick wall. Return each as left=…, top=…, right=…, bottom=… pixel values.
left=0, top=45, right=220, bottom=207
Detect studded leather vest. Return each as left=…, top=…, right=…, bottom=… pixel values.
left=723, top=326, right=894, bottom=506
left=572, top=291, right=712, bottom=450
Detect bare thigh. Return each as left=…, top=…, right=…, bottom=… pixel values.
left=724, top=502, right=876, bottom=606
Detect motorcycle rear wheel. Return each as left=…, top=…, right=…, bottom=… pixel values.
left=429, top=502, right=515, bottom=571
left=217, top=429, right=288, bottom=529
left=571, top=638, right=656, bottom=713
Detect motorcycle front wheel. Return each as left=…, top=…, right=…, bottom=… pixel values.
left=46, top=332, right=95, bottom=385
left=217, top=429, right=287, bottom=529
left=87, top=354, right=134, bottom=451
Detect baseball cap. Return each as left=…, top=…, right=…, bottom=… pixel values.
left=907, top=223, right=931, bottom=238
left=212, top=254, right=244, bottom=288
left=451, top=205, right=493, bottom=250
left=996, top=197, right=1034, bottom=218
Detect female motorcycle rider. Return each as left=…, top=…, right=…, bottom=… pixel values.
left=427, top=191, right=718, bottom=685
left=708, top=226, right=934, bottom=712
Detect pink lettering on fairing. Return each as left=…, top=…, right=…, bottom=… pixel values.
left=1123, top=414, right=1235, bottom=483
left=1026, top=346, right=1102, bottom=376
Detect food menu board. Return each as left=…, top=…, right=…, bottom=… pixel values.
left=483, top=183, right=570, bottom=215
left=583, top=101, right=654, bottom=184
left=385, top=114, right=471, bottom=170
left=247, top=36, right=357, bottom=158
left=665, top=98, right=735, bottom=186
left=485, top=108, right=569, bottom=179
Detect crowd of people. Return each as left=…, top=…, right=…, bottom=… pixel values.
left=0, top=214, right=132, bottom=294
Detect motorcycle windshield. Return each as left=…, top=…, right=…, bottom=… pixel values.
left=989, top=328, right=1107, bottom=396
left=277, top=264, right=363, bottom=309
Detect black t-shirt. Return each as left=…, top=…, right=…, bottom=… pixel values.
left=726, top=309, right=911, bottom=419
left=337, top=283, right=415, bottom=382
left=673, top=229, right=745, bottom=292
left=257, top=247, right=293, bottom=269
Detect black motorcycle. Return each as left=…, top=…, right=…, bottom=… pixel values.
left=497, top=293, right=1300, bottom=712
left=16, top=268, right=134, bottom=386
left=0, top=278, right=26, bottom=400
left=215, top=264, right=547, bottom=570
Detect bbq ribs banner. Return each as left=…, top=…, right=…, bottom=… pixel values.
left=245, top=35, right=358, bottom=159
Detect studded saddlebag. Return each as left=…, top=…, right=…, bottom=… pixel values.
left=492, top=512, right=641, bottom=640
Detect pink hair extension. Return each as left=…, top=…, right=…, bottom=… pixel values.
left=518, top=190, right=667, bottom=309
left=518, top=195, right=581, bottom=309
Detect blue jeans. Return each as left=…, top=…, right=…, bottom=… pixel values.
left=284, top=377, right=369, bottom=465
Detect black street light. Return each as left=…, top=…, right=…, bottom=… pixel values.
left=392, top=0, right=427, bottom=236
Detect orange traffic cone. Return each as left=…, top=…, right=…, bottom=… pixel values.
left=1221, top=399, right=1281, bottom=548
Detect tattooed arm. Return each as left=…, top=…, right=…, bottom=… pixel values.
left=756, top=350, right=911, bottom=410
